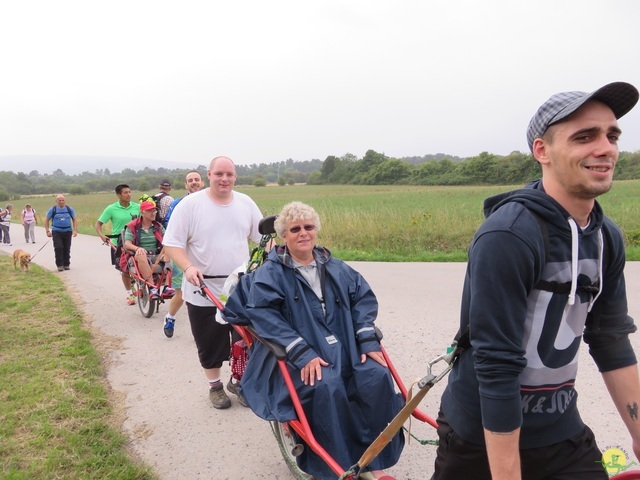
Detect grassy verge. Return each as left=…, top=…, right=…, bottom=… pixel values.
left=0, top=257, right=154, bottom=480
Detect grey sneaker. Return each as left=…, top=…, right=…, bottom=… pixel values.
left=209, top=382, right=231, bottom=409
left=226, top=378, right=249, bottom=407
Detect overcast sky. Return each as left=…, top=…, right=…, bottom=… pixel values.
left=1, top=0, right=639, bottom=169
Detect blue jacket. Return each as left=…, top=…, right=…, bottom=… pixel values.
left=222, top=245, right=404, bottom=477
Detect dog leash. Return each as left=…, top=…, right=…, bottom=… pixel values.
left=29, top=238, right=51, bottom=261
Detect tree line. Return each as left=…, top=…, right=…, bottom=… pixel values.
left=2, top=149, right=640, bottom=200
left=310, top=149, right=640, bottom=186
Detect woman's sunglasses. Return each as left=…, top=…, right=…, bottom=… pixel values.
left=289, top=224, right=316, bottom=234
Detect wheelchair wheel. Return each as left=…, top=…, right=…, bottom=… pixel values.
left=270, top=421, right=317, bottom=480
left=137, top=281, right=155, bottom=318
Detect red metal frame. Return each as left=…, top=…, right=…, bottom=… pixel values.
left=612, top=472, right=640, bottom=479
left=223, top=327, right=437, bottom=478
left=129, top=254, right=173, bottom=296
left=381, top=345, right=438, bottom=428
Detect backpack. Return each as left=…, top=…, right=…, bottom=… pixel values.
left=50, top=205, right=72, bottom=229
left=151, top=192, right=169, bottom=224
left=118, top=218, right=164, bottom=271
left=113, top=234, right=125, bottom=271
left=230, top=339, right=248, bottom=382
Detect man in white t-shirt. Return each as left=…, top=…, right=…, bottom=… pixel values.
left=163, top=156, right=262, bottom=409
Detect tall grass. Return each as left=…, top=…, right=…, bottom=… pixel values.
left=15, top=181, right=640, bottom=261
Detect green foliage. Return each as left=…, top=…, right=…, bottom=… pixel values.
left=306, top=171, right=322, bottom=185
left=3, top=148, right=640, bottom=194
left=67, top=184, right=89, bottom=195
left=310, top=149, right=545, bottom=187
left=320, top=155, right=339, bottom=179
left=614, top=151, right=640, bottom=180
left=361, top=159, right=411, bottom=184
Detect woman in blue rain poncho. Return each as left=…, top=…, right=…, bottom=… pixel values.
left=222, top=201, right=404, bottom=480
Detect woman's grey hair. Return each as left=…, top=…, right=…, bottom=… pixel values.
left=6, top=203, right=13, bottom=209
left=274, top=201, right=321, bottom=238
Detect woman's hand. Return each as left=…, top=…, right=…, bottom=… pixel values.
left=301, top=357, right=329, bottom=386
left=360, top=351, right=387, bottom=367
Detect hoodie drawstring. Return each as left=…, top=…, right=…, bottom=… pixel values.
left=588, top=229, right=604, bottom=312
left=567, top=217, right=604, bottom=309
left=567, top=218, right=579, bottom=306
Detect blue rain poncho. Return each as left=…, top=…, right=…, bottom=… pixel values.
left=222, top=246, right=404, bottom=479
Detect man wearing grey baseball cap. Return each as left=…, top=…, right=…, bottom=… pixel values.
left=432, top=82, right=640, bottom=480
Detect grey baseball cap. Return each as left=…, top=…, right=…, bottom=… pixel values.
left=527, top=81, right=638, bottom=151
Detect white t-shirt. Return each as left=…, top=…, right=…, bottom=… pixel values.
left=163, top=189, right=263, bottom=306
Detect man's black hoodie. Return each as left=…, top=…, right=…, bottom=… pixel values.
left=440, top=180, right=637, bottom=448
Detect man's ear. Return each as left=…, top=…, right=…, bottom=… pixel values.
left=532, top=137, right=550, bottom=166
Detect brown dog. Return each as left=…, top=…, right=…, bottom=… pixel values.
left=13, top=249, right=31, bottom=272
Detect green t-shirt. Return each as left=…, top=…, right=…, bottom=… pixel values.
left=124, top=224, right=165, bottom=253
left=98, top=201, right=141, bottom=244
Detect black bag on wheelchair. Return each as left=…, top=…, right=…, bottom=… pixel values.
left=114, top=232, right=125, bottom=271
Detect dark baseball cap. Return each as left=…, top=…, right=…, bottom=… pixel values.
left=527, top=81, right=639, bottom=152
left=159, top=179, right=172, bottom=188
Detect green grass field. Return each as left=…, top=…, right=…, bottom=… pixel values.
left=14, top=181, right=640, bottom=261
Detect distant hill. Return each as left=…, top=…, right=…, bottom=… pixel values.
left=0, top=155, right=198, bottom=176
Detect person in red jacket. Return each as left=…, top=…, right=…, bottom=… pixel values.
left=123, top=200, right=175, bottom=300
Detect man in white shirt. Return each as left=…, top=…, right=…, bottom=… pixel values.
left=163, top=156, right=262, bottom=409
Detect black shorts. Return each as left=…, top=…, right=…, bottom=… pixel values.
left=431, top=411, right=607, bottom=480
left=186, top=302, right=232, bottom=370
